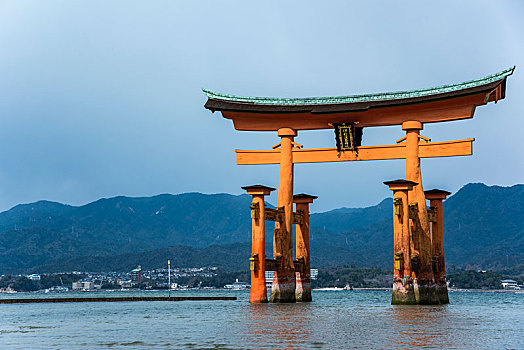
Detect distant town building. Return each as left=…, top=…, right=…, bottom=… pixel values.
left=265, top=271, right=274, bottom=289
left=224, top=279, right=250, bottom=290
left=131, top=266, right=142, bottom=285
left=501, top=279, right=520, bottom=290
left=119, top=281, right=132, bottom=288
left=265, top=268, right=318, bottom=289
left=72, top=281, right=94, bottom=291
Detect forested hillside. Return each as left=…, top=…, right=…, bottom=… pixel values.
left=0, top=183, right=521, bottom=273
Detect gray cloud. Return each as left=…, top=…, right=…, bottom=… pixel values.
left=0, top=0, right=522, bottom=212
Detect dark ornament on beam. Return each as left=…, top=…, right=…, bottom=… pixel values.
left=333, top=122, right=363, bottom=155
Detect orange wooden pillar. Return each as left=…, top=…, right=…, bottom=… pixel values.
left=270, top=128, right=297, bottom=303
left=425, top=189, right=451, bottom=304
left=385, top=180, right=418, bottom=305
left=243, top=184, right=275, bottom=303
left=294, top=193, right=317, bottom=302
left=402, top=121, right=438, bottom=304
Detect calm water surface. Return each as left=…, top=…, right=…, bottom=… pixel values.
left=1, top=290, right=523, bottom=349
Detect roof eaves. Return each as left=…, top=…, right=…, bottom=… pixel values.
left=202, top=66, right=515, bottom=107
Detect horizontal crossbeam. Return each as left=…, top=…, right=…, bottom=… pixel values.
left=264, top=258, right=305, bottom=273
left=263, top=207, right=304, bottom=224
left=236, top=139, right=474, bottom=165
left=265, top=258, right=281, bottom=271
left=292, top=211, right=303, bottom=225
left=264, top=208, right=284, bottom=222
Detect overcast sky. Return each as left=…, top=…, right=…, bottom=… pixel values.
left=0, top=1, right=523, bottom=212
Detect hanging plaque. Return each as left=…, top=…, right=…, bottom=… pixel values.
left=333, top=122, right=363, bottom=152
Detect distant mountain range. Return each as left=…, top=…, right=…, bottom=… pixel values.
left=0, top=183, right=522, bottom=273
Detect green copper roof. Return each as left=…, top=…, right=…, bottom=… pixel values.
left=203, top=66, right=514, bottom=106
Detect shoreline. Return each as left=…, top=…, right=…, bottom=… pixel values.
left=2, top=288, right=523, bottom=295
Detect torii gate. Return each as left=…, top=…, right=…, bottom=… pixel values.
left=203, top=67, right=514, bottom=305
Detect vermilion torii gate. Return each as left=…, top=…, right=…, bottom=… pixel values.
left=203, top=67, right=513, bottom=304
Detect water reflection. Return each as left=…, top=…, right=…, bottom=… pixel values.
left=244, top=303, right=314, bottom=349
left=3, top=291, right=520, bottom=349
left=389, top=305, right=458, bottom=349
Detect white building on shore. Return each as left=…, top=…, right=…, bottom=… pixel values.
left=265, top=269, right=318, bottom=289
left=501, top=279, right=520, bottom=290
left=72, top=281, right=95, bottom=291
left=224, top=279, right=250, bottom=290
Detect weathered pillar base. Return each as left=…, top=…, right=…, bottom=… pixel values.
left=392, top=279, right=444, bottom=305
left=435, top=283, right=449, bottom=304
left=250, top=273, right=269, bottom=304
left=414, top=280, right=441, bottom=305
left=270, top=271, right=296, bottom=303
left=392, top=279, right=417, bottom=305
left=295, top=276, right=312, bottom=302
left=250, top=298, right=269, bottom=304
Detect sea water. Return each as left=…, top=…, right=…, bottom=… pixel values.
left=1, top=290, right=523, bottom=349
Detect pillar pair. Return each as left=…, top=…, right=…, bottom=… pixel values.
left=385, top=120, right=450, bottom=304
left=385, top=181, right=451, bottom=304
left=241, top=127, right=298, bottom=304
left=243, top=185, right=316, bottom=303
left=400, top=121, right=437, bottom=304
left=271, top=127, right=315, bottom=303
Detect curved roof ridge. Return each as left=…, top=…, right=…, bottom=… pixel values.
left=203, top=66, right=515, bottom=106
